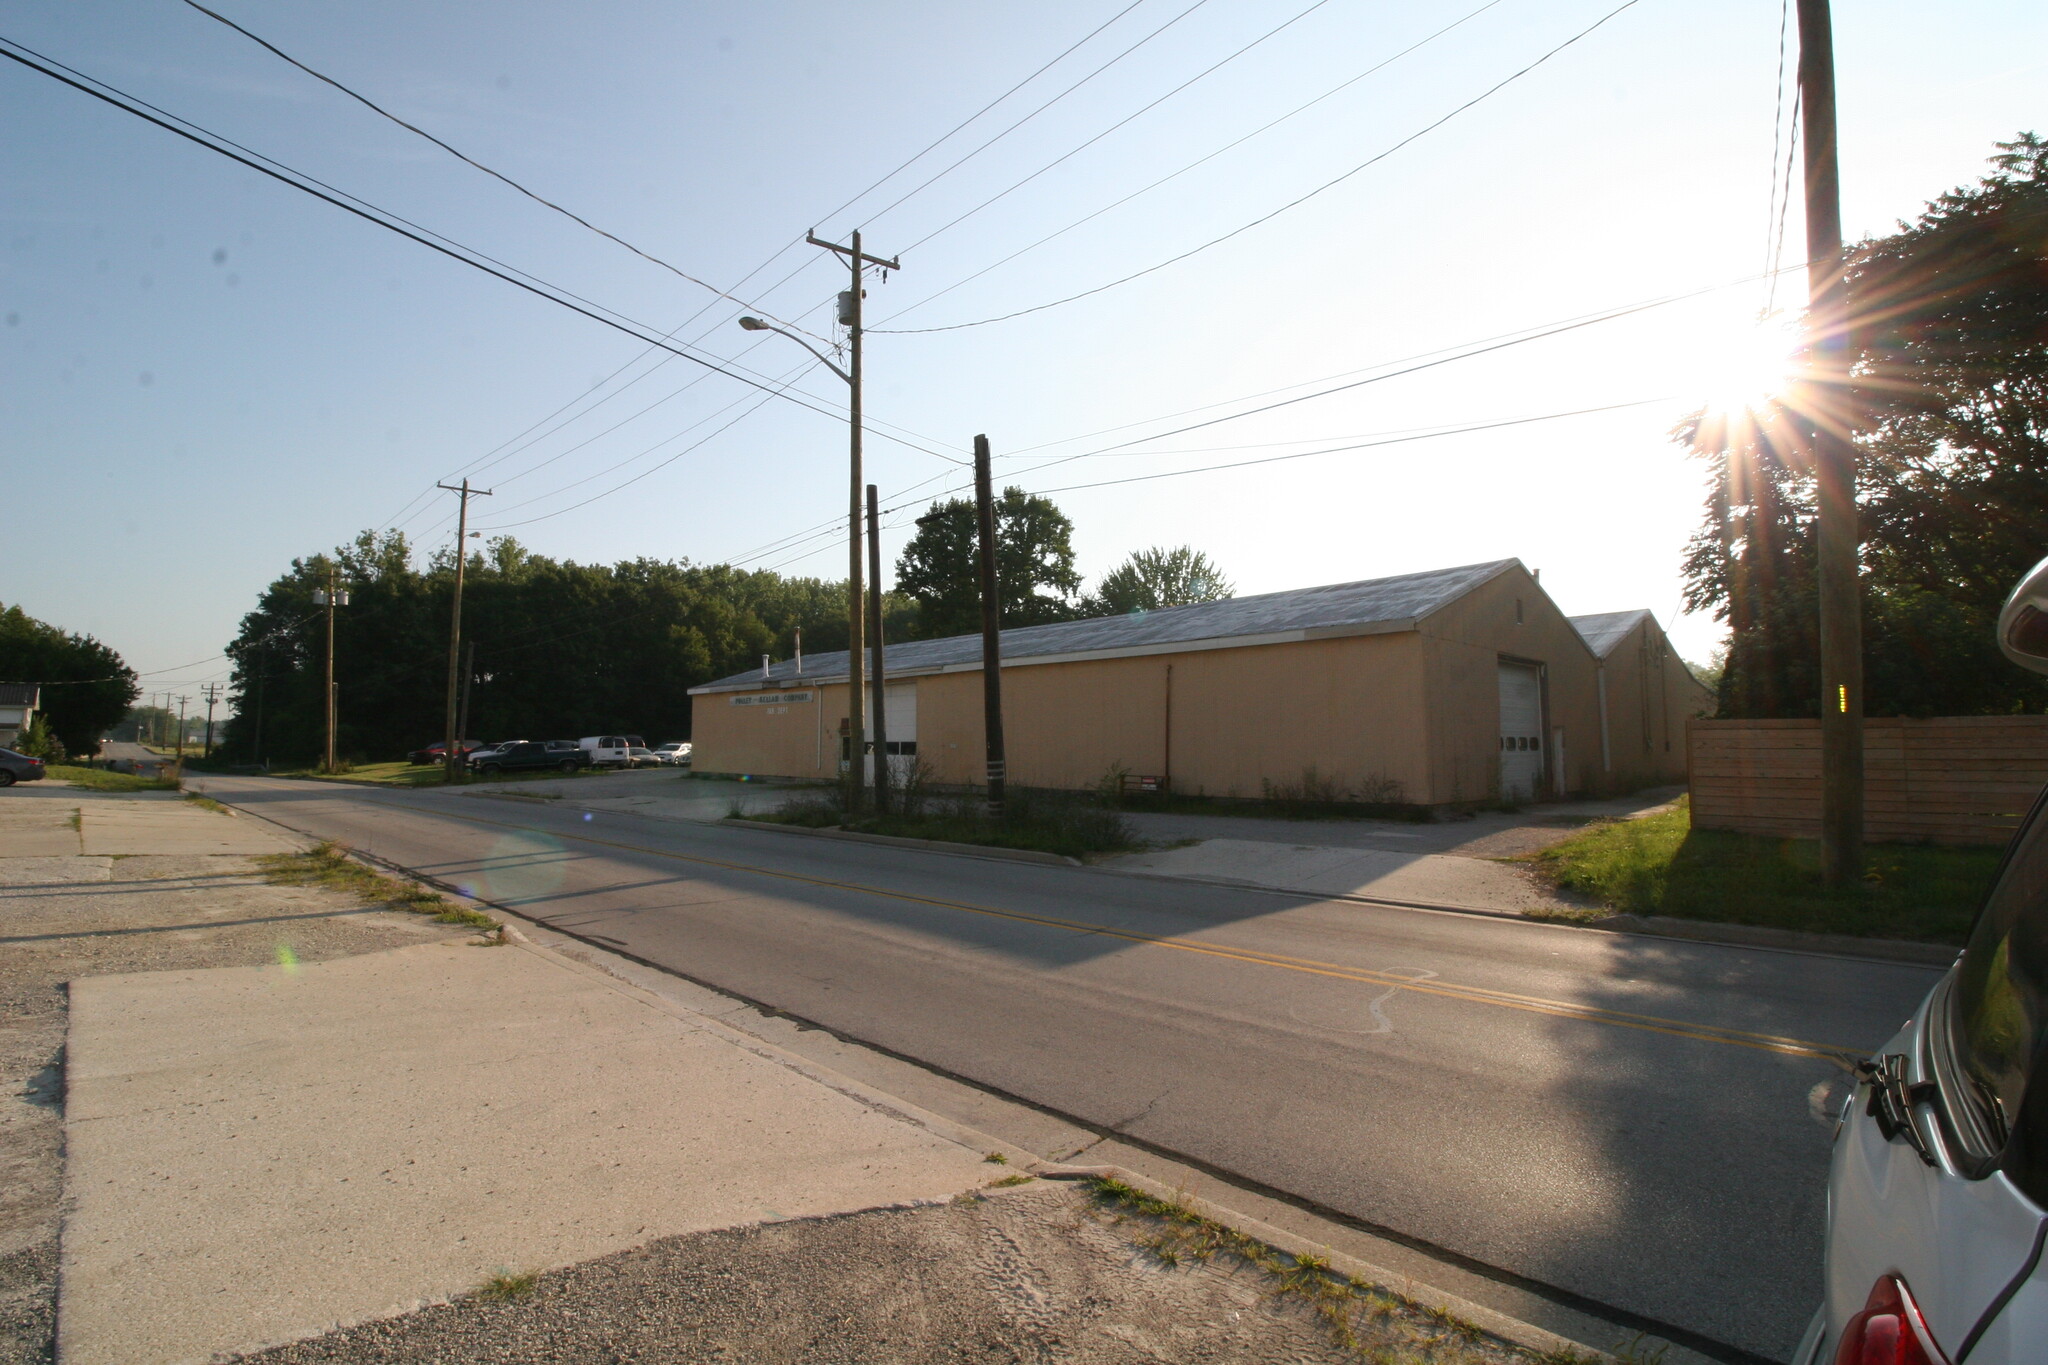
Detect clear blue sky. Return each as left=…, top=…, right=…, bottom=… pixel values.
left=4, top=0, right=2042, bottom=703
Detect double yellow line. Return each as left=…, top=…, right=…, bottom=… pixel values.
left=366, top=794, right=1870, bottom=1067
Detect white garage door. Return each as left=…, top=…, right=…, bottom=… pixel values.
left=1498, top=663, right=1544, bottom=803
left=865, top=682, right=919, bottom=782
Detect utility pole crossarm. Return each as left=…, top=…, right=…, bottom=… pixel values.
left=805, top=231, right=901, bottom=272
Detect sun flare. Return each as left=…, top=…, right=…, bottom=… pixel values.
left=1692, top=316, right=1803, bottom=417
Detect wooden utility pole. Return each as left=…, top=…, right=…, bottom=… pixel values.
left=805, top=229, right=899, bottom=813
left=173, top=694, right=189, bottom=772
left=866, top=483, right=890, bottom=812
left=201, top=682, right=221, bottom=758
left=1797, top=0, right=1862, bottom=884
left=318, top=565, right=347, bottom=773
left=973, top=435, right=1007, bottom=818
left=438, top=479, right=492, bottom=783
left=456, top=638, right=476, bottom=758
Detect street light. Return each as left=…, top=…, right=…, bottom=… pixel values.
left=737, top=235, right=898, bottom=816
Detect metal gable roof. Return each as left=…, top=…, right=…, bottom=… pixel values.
left=690, top=559, right=1520, bottom=694
left=1569, top=609, right=1652, bottom=659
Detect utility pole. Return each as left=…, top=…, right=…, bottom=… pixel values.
left=251, top=641, right=266, bottom=767
left=1797, top=0, right=1862, bottom=885
left=973, top=435, right=1007, bottom=818
left=866, top=483, right=889, bottom=813
left=314, top=564, right=349, bottom=772
left=805, top=229, right=899, bottom=814
left=201, top=682, right=221, bottom=759
left=456, top=638, right=476, bottom=759
left=437, top=479, right=492, bottom=784
left=173, top=694, right=190, bottom=772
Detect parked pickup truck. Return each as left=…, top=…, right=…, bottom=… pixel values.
left=470, top=741, right=590, bottom=777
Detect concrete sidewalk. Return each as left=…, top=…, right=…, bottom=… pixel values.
left=1103, top=836, right=1585, bottom=913
left=59, top=930, right=996, bottom=1364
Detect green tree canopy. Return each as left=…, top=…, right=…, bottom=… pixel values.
left=893, top=488, right=1083, bottom=639
left=0, top=602, right=139, bottom=756
left=1683, top=133, right=2048, bottom=717
left=1087, top=546, right=1235, bottom=616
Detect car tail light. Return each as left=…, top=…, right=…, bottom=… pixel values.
left=1834, top=1275, right=1950, bottom=1365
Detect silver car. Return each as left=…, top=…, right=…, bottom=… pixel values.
left=1798, top=557, right=2048, bottom=1365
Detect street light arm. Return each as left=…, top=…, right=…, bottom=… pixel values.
left=738, top=316, right=850, bottom=384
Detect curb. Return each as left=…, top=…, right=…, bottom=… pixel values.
left=1031, top=1162, right=1618, bottom=1365
left=1101, top=866, right=1960, bottom=967
left=202, top=781, right=1661, bottom=1365
left=417, top=887, right=1621, bottom=1365
left=722, top=816, right=1082, bottom=868
left=1591, top=913, right=1959, bottom=966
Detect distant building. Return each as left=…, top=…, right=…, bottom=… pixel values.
left=688, top=559, right=1711, bottom=807
left=0, top=685, right=40, bottom=750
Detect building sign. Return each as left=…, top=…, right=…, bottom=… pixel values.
left=731, top=691, right=815, bottom=706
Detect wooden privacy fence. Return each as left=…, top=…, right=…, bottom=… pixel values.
left=1688, top=716, right=2048, bottom=847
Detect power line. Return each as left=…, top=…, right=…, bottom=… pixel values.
left=1024, top=399, right=1671, bottom=494
left=0, top=37, right=963, bottom=466
left=871, top=0, right=1642, bottom=334
left=896, top=0, right=1341, bottom=255
left=746, top=398, right=1675, bottom=578
left=855, top=0, right=1221, bottom=231
left=811, top=0, right=1153, bottom=233
left=874, top=0, right=1506, bottom=326
left=179, top=0, right=829, bottom=343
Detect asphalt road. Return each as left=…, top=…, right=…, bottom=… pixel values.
left=189, top=774, right=1944, bottom=1363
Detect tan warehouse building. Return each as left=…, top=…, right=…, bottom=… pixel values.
left=687, top=559, right=1711, bottom=808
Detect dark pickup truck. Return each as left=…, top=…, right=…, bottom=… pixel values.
left=470, top=741, right=589, bottom=777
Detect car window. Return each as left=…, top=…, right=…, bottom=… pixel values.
left=1948, top=791, right=2048, bottom=1195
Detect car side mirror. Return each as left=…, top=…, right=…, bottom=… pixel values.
left=2000, top=554, right=2048, bottom=676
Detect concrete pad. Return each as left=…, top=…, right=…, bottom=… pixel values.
left=0, top=854, right=110, bottom=884
left=60, top=937, right=993, bottom=1365
left=77, top=801, right=299, bottom=857
left=1106, top=837, right=1573, bottom=913
left=0, top=807, right=81, bottom=857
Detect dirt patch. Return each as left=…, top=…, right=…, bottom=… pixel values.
left=233, top=1184, right=1378, bottom=1364
left=0, top=846, right=470, bottom=1365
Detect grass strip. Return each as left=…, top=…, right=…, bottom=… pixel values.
left=737, top=787, right=1139, bottom=860
left=46, top=764, right=179, bottom=792
left=255, top=841, right=498, bottom=930
left=1530, top=799, right=1998, bottom=945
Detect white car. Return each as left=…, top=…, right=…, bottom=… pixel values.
left=653, top=742, right=692, bottom=766
left=1797, top=556, right=2048, bottom=1365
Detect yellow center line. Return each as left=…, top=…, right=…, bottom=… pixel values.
left=326, top=793, right=1867, bottom=1066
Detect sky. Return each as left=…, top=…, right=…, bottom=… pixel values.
left=3, top=0, right=2044, bottom=707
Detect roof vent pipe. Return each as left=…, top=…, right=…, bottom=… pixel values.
left=761, top=654, right=771, bottom=679
left=794, top=627, right=803, bottom=675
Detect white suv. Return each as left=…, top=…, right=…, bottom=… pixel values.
left=1799, top=559, right=2048, bottom=1365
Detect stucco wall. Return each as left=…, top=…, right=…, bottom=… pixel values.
left=688, top=569, right=1703, bottom=805
left=1417, top=566, right=1603, bottom=802
left=689, top=681, right=845, bottom=779
left=1586, top=617, right=1715, bottom=794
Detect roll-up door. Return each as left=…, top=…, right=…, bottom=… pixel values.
left=1498, top=662, right=1544, bottom=802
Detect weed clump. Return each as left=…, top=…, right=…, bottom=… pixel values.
left=1084, top=1176, right=1544, bottom=1363
left=257, top=842, right=499, bottom=931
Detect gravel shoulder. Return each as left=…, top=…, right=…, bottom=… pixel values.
left=231, top=1181, right=1514, bottom=1365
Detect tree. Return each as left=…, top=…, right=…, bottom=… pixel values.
left=0, top=602, right=139, bottom=757
left=1087, top=546, right=1235, bottom=616
left=1683, top=134, right=2048, bottom=717
left=893, top=488, right=1083, bottom=639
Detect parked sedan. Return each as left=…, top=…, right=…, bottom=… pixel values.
left=406, top=739, right=483, bottom=767
left=624, top=746, right=665, bottom=768
left=470, top=742, right=589, bottom=777
left=0, top=748, right=48, bottom=786
left=653, top=742, right=692, bottom=766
